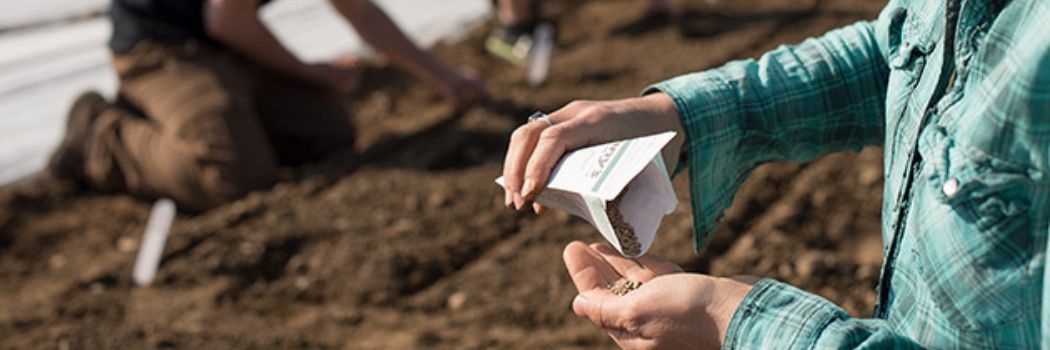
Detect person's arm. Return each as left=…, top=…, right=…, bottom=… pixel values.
left=329, top=0, right=487, bottom=109
left=329, top=0, right=446, bottom=83
left=723, top=279, right=924, bottom=349
left=203, top=0, right=345, bottom=87
left=730, top=18, right=1050, bottom=348
left=501, top=19, right=891, bottom=218
left=644, top=20, right=890, bottom=250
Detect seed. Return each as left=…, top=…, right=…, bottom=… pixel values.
left=606, top=191, right=641, bottom=256
left=607, top=279, right=643, bottom=296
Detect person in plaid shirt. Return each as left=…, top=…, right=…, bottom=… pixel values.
left=501, top=0, right=1049, bottom=348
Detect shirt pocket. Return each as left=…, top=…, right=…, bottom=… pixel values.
left=913, top=126, right=1040, bottom=331
left=883, top=13, right=934, bottom=143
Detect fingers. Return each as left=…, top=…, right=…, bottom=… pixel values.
left=502, top=120, right=550, bottom=210
left=532, top=202, right=547, bottom=215
left=591, top=243, right=657, bottom=282
left=501, top=100, right=598, bottom=210
left=518, top=106, right=596, bottom=203
left=563, top=241, right=622, bottom=293
left=566, top=242, right=666, bottom=347
left=521, top=120, right=589, bottom=202
left=572, top=290, right=633, bottom=332
left=592, top=243, right=683, bottom=277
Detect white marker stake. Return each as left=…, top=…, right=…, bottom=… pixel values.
left=133, top=198, right=176, bottom=287
left=526, top=23, right=554, bottom=86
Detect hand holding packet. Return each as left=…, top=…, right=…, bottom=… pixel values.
left=497, top=132, right=678, bottom=257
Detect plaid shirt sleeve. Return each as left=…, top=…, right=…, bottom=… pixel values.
left=725, top=279, right=923, bottom=349
left=644, top=20, right=928, bottom=349
left=727, top=40, right=1050, bottom=348
left=644, top=2, right=1050, bottom=348
left=645, top=21, right=888, bottom=251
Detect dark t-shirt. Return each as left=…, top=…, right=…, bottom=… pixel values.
left=109, top=0, right=272, bottom=53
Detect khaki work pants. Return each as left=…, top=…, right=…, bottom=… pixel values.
left=86, top=41, right=355, bottom=212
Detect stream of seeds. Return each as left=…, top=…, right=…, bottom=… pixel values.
left=606, top=191, right=641, bottom=256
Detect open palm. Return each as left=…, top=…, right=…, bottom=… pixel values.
left=564, top=241, right=682, bottom=294
left=563, top=241, right=755, bottom=350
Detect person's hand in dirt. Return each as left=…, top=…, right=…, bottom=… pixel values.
left=328, top=0, right=489, bottom=113
left=433, top=67, right=489, bottom=113
left=564, top=241, right=757, bottom=350
left=302, top=55, right=361, bottom=90
left=501, top=93, right=685, bottom=213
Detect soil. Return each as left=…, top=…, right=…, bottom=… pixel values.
left=0, top=0, right=888, bottom=348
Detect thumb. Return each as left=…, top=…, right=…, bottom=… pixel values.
left=572, top=292, right=634, bottom=331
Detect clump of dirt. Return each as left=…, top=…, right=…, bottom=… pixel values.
left=0, top=0, right=887, bottom=348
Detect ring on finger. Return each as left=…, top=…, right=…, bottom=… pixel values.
left=527, top=111, right=555, bottom=126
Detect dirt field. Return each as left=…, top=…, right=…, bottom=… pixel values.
left=0, top=0, right=888, bottom=348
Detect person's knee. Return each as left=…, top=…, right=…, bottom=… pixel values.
left=161, top=153, right=278, bottom=212
left=182, top=159, right=277, bottom=212
left=166, top=101, right=278, bottom=211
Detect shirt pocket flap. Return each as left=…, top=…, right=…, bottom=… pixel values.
left=888, top=38, right=932, bottom=70
left=920, top=126, right=1037, bottom=228
left=887, top=14, right=934, bottom=70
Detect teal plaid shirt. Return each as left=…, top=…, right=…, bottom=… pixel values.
left=647, top=0, right=1050, bottom=348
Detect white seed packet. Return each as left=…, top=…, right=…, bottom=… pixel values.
left=497, top=132, right=678, bottom=257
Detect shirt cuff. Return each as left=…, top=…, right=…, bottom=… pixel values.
left=643, top=70, right=752, bottom=253
left=723, top=279, right=848, bottom=350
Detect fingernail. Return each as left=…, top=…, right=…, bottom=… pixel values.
left=532, top=202, right=543, bottom=215
left=522, top=179, right=536, bottom=198
left=504, top=190, right=513, bottom=208
left=513, top=193, right=524, bottom=211
left=572, top=294, right=588, bottom=313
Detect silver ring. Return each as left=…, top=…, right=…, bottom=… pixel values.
left=527, top=112, right=555, bottom=126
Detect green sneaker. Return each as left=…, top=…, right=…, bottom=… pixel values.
left=485, top=22, right=537, bottom=66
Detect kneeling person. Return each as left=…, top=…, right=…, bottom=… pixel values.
left=49, top=0, right=487, bottom=211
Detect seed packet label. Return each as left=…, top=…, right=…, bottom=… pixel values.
left=497, top=132, right=678, bottom=257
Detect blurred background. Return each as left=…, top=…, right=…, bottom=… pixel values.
left=0, top=0, right=489, bottom=185
left=0, top=0, right=887, bottom=348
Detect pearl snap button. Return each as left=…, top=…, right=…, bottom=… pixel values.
left=942, top=178, right=960, bottom=197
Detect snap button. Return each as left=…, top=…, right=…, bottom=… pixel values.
left=942, top=177, right=959, bottom=197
